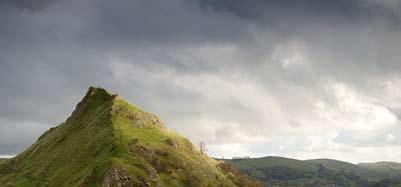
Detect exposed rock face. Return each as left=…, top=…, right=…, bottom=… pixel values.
left=124, top=112, right=163, bottom=128
left=102, top=168, right=134, bottom=187
left=112, top=106, right=164, bottom=128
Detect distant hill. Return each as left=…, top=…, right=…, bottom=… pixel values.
left=358, top=162, right=401, bottom=179
left=0, top=87, right=262, bottom=187
left=306, top=159, right=382, bottom=180
left=224, top=156, right=401, bottom=187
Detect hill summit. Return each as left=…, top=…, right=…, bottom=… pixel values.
left=0, top=87, right=261, bottom=187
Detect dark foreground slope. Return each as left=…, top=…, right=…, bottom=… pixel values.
left=0, top=87, right=262, bottom=187
left=225, top=157, right=401, bottom=187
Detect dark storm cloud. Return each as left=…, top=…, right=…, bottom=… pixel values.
left=199, top=0, right=401, bottom=27
left=0, top=0, right=59, bottom=10
left=1, top=0, right=401, bottom=162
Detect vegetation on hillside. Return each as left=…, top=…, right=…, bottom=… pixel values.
left=0, top=87, right=261, bottom=187
left=359, top=162, right=401, bottom=179
left=224, top=156, right=401, bottom=187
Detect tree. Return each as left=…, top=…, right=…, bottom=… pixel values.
left=198, top=141, right=207, bottom=155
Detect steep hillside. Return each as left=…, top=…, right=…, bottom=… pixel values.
left=0, top=87, right=261, bottom=187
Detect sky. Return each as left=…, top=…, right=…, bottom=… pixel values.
left=1, top=0, right=401, bottom=163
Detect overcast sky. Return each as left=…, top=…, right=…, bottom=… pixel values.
left=1, top=0, right=401, bottom=163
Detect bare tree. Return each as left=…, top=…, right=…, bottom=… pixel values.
left=198, top=141, right=207, bottom=155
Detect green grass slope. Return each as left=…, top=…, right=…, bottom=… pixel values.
left=0, top=87, right=260, bottom=187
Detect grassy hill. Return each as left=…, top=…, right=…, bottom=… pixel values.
left=306, top=159, right=382, bottom=180
left=224, top=157, right=401, bottom=187
left=225, top=156, right=318, bottom=180
left=0, top=87, right=262, bottom=187
left=358, top=162, right=401, bottom=179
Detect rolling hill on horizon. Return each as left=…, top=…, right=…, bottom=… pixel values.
left=224, top=156, right=401, bottom=186
left=0, top=87, right=262, bottom=187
